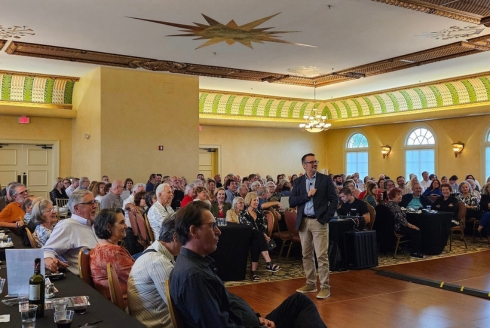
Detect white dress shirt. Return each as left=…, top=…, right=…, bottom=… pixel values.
left=42, top=214, right=99, bottom=275
left=147, top=202, right=174, bottom=239
left=127, top=241, right=174, bottom=328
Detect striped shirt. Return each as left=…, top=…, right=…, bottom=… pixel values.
left=127, top=240, right=175, bottom=328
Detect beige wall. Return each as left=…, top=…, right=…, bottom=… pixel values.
left=73, top=67, right=200, bottom=183
left=199, top=125, right=326, bottom=178
left=324, top=114, right=490, bottom=181
left=0, top=114, right=72, bottom=177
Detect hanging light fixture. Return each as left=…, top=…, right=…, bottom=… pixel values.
left=299, top=82, right=331, bottom=133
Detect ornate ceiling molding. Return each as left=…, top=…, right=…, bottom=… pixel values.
left=4, top=35, right=490, bottom=88
left=372, top=0, right=490, bottom=25
left=0, top=73, right=75, bottom=105
left=199, top=75, right=490, bottom=121
left=0, top=40, right=6, bottom=50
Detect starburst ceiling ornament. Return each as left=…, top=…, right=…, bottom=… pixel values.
left=128, top=13, right=315, bottom=49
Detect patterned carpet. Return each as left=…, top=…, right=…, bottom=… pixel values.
left=224, top=236, right=490, bottom=287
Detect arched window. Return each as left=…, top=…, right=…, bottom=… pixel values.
left=346, top=133, right=368, bottom=178
left=405, top=128, right=435, bottom=180
left=485, top=130, right=490, bottom=180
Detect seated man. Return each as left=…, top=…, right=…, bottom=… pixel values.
left=170, top=202, right=327, bottom=328
left=147, top=183, right=174, bottom=238
left=337, top=187, right=370, bottom=230
left=0, top=182, right=28, bottom=229
left=43, top=189, right=99, bottom=274
left=256, top=186, right=282, bottom=211
left=100, top=179, right=124, bottom=210
left=127, top=215, right=181, bottom=328
left=400, top=183, right=430, bottom=210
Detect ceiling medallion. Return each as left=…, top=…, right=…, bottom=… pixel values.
left=128, top=13, right=315, bottom=49
left=0, top=25, right=34, bottom=39
left=416, top=25, right=486, bottom=40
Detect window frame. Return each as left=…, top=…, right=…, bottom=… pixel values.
left=345, top=132, right=369, bottom=177
left=404, top=126, right=437, bottom=180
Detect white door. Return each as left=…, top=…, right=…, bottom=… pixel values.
left=0, top=144, right=53, bottom=198
left=199, top=148, right=217, bottom=180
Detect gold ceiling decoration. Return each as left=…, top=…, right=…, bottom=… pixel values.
left=0, top=25, right=35, bottom=39
left=4, top=34, right=490, bottom=87
left=0, top=40, right=6, bottom=50
left=128, top=13, right=314, bottom=49
left=373, top=0, right=490, bottom=26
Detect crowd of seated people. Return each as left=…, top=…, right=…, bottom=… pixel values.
left=3, top=169, right=490, bottom=327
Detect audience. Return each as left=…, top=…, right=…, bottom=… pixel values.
left=65, top=178, right=79, bottom=197
left=224, top=179, right=237, bottom=203
left=147, top=183, right=174, bottom=238
left=100, top=179, right=124, bottom=210
left=0, top=182, right=27, bottom=229
left=338, top=187, right=370, bottom=230
left=121, top=178, right=134, bottom=200
left=181, top=184, right=195, bottom=207
left=91, top=208, right=134, bottom=305
left=226, top=196, right=244, bottom=223
left=422, top=179, right=442, bottom=197
left=210, top=187, right=231, bottom=219
left=457, top=180, right=480, bottom=221
left=362, top=181, right=378, bottom=208
left=91, top=182, right=107, bottom=202
left=399, top=183, right=430, bottom=210
left=49, top=177, right=68, bottom=204
left=31, top=197, right=57, bottom=247
left=433, top=183, right=459, bottom=219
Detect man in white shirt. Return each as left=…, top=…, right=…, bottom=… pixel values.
left=43, top=189, right=99, bottom=274
left=64, top=178, right=79, bottom=197
left=420, top=171, right=431, bottom=190
left=147, top=183, right=174, bottom=238
left=127, top=215, right=181, bottom=328
left=397, top=176, right=413, bottom=195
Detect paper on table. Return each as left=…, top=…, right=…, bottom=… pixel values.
left=0, top=314, right=10, bottom=322
left=5, top=249, right=44, bottom=296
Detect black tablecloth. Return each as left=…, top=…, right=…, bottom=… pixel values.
left=407, top=211, right=453, bottom=255
left=208, top=223, right=253, bottom=281
left=328, top=219, right=356, bottom=260
left=0, top=235, right=145, bottom=327
left=0, top=229, right=24, bottom=261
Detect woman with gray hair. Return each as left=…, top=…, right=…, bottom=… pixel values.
left=31, top=197, right=57, bottom=247
left=49, top=177, right=68, bottom=204
left=457, top=180, right=480, bottom=221
left=226, top=197, right=244, bottom=223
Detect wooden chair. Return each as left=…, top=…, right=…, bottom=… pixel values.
left=128, top=210, right=151, bottom=248
left=55, top=198, right=70, bottom=220
left=283, top=209, right=301, bottom=259
left=272, top=209, right=294, bottom=259
left=263, top=210, right=275, bottom=238
left=107, top=263, right=126, bottom=310
left=25, top=228, right=38, bottom=248
left=365, top=203, right=376, bottom=230
left=143, top=213, right=155, bottom=243
left=449, top=201, right=468, bottom=251
left=393, top=231, right=410, bottom=258
left=165, top=279, right=184, bottom=328
left=78, top=247, right=94, bottom=288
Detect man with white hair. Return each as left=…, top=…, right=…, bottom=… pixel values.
left=122, top=183, right=146, bottom=226
left=147, top=183, right=174, bottom=238
left=43, top=189, right=99, bottom=274
left=100, top=179, right=124, bottom=210
left=0, top=182, right=28, bottom=228
left=256, top=186, right=282, bottom=211
left=65, top=178, right=79, bottom=197
left=78, top=177, right=90, bottom=190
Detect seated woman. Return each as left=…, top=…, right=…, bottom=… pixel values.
left=385, top=188, right=423, bottom=258
left=49, top=177, right=68, bottom=204
left=206, top=179, right=217, bottom=203
left=133, top=191, right=147, bottom=214
left=239, top=192, right=280, bottom=281
left=363, top=181, right=378, bottom=208
left=31, top=197, right=58, bottom=247
left=433, top=183, right=459, bottom=214
left=466, top=178, right=481, bottom=196
left=90, top=208, right=135, bottom=306
left=457, top=181, right=480, bottom=222
left=120, top=178, right=134, bottom=201
left=211, top=188, right=232, bottom=219
left=193, top=186, right=211, bottom=205
left=422, top=179, right=442, bottom=197
left=91, top=182, right=106, bottom=202
left=226, top=197, right=244, bottom=223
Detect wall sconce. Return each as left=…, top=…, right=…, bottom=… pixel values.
left=452, top=142, right=464, bottom=157
left=381, top=145, right=391, bottom=159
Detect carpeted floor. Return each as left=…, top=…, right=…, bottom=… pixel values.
left=224, top=236, right=490, bottom=287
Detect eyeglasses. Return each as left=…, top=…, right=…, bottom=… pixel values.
left=303, top=160, right=319, bottom=165
left=15, top=190, right=29, bottom=196
left=202, top=222, right=218, bottom=230
left=78, top=200, right=99, bottom=206
left=43, top=208, right=56, bottom=213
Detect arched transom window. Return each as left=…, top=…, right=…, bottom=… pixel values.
left=405, top=128, right=435, bottom=180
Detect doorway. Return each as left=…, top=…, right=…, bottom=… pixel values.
left=199, top=145, right=221, bottom=180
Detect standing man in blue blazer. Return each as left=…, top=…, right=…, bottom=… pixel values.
left=290, top=153, right=338, bottom=299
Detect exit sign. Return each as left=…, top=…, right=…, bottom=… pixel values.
left=18, top=116, right=30, bottom=124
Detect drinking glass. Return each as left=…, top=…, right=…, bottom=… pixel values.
left=54, top=310, right=74, bottom=328
left=53, top=298, right=68, bottom=312
left=20, top=304, right=38, bottom=328
left=427, top=205, right=432, bottom=212
left=0, top=278, right=5, bottom=294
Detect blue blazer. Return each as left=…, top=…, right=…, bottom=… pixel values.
left=400, top=193, right=431, bottom=208
left=289, top=173, right=338, bottom=230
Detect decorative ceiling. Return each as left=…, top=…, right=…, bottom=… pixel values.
left=1, top=0, right=490, bottom=125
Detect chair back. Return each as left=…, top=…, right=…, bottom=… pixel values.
left=284, top=209, right=298, bottom=236
left=165, top=279, right=184, bottom=328
left=55, top=198, right=69, bottom=220
left=263, top=210, right=275, bottom=237
left=428, top=194, right=439, bottom=203
left=25, top=228, right=38, bottom=248
left=457, top=201, right=467, bottom=227
left=107, top=263, right=126, bottom=310
left=78, top=247, right=94, bottom=288
left=143, top=214, right=155, bottom=243
left=365, top=203, right=376, bottom=230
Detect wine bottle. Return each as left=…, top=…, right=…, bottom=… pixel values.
left=28, top=258, right=45, bottom=318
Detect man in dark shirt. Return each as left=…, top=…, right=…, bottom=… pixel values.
left=169, top=176, right=184, bottom=210
left=170, top=202, right=327, bottom=328
left=338, top=187, right=370, bottom=230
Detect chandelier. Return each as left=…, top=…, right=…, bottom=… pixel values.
left=299, top=82, right=331, bottom=133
